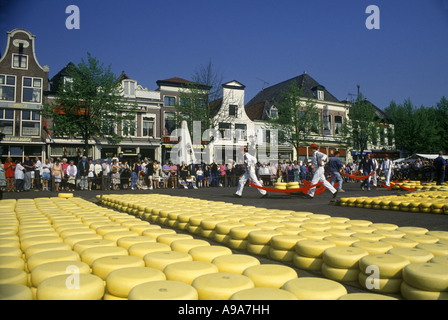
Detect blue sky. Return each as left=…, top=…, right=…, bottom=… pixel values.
left=1, top=0, right=447, bottom=109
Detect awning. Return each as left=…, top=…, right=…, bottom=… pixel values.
left=416, top=154, right=448, bottom=160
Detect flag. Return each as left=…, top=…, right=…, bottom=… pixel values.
left=43, top=119, right=53, bottom=142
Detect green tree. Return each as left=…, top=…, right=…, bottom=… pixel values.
left=41, top=53, right=137, bottom=156
left=266, top=81, right=322, bottom=158
left=341, top=93, right=380, bottom=158
left=435, top=96, right=448, bottom=153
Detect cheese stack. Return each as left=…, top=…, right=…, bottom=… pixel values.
left=401, top=262, right=448, bottom=300
left=321, top=246, right=369, bottom=282
left=293, top=239, right=336, bottom=271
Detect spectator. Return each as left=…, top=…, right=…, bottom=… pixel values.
left=67, top=160, right=77, bottom=191
left=52, top=159, right=63, bottom=192
left=152, top=160, right=160, bottom=189
left=61, top=158, right=69, bottom=191
left=210, top=161, right=219, bottom=187
left=77, top=156, right=89, bottom=191
left=111, top=159, right=121, bottom=190
left=4, top=157, right=15, bottom=192
left=146, top=159, right=154, bottom=190
left=0, top=160, right=5, bottom=191
left=94, top=160, right=102, bottom=190
left=300, top=161, right=307, bottom=182
left=360, top=153, right=375, bottom=191
left=22, top=156, right=34, bottom=191
left=34, top=157, right=42, bottom=191
left=14, top=160, right=25, bottom=192
left=41, top=159, right=51, bottom=191
left=292, top=160, right=300, bottom=183
left=203, top=164, right=210, bottom=188
left=162, top=161, right=170, bottom=189
left=196, top=165, right=204, bottom=188
left=120, top=160, right=130, bottom=190
left=102, top=160, right=111, bottom=190
left=131, top=160, right=141, bottom=190
left=434, top=151, right=446, bottom=185
left=88, top=159, right=94, bottom=191
left=219, top=163, right=226, bottom=187
left=170, top=162, right=178, bottom=189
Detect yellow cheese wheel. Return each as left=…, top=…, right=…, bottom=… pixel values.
left=37, top=273, right=104, bottom=300
left=142, top=228, right=177, bottom=240
left=322, top=246, right=369, bottom=269
left=27, top=250, right=81, bottom=272
left=402, top=262, right=448, bottom=292
left=347, top=226, right=376, bottom=234
left=321, top=263, right=360, bottom=282
left=103, top=292, right=127, bottom=300
left=128, top=242, right=171, bottom=258
left=143, top=251, right=193, bottom=271
left=188, top=245, right=232, bottom=263
left=130, top=224, right=161, bottom=236
left=192, top=272, right=254, bottom=300
left=351, top=241, right=393, bottom=254
left=298, top=231, right=330, bottom=240
left=31, top=260, right=91, bottom=287
left=348, top=220, right=372, bottom=227
left=397, top=227, right=429, bottom=235
left=282, top=277, right=347, bottom=300
left=72, top=239, right=116, bottom=255
left=247, top=243, right=270, bottom=256
left=358, top=272, right=402, bottom=294
left=400, top=281, right=448, bottom=300
left=95, top=225, right=129, bottom=236
left=0, top=268, right=28, bottom=286
left=105, top=267, right=166, bottom=298
left=128, top=280, right=198, bottom=300
left=92, top=255, right=145, bottom=280
left=268, top=248, right=295, bottom=262
left=229, top=226, right=261, bottom=240
left=156, top=234, right=194, bottom=246
left=350, top=233, right=385, bottom=242
left=403, top=234, right=439, bottom=244
left=292, top=254, right=323, bottom=271
left=59, top=228, right=96, bottom=239
left=387, top=247, right=434, bottom=264
left=20, top=231, right=59, bottom=241
left=295, top=239, right=336, bottom=258
left=103, top=231, right=140, bottom=243
left=379, top=238, right=419, bottom=249
left=275, top=226, right=305, bottom=235
left=170, top=239, right=210, bottom=253
left=81, top=246, right=129, bottom=266
left=58, top=193, right=73, bottom=198
left=24, top=242, right=72, bottom=259
left=430, top=256, right=448, bottom=266
left=248, top=230, right=282, bottom=245
left=63, top=234, right=103, bottom=248
left=0, top=284, right=33, bottom=300
left=338, top=292, right=399, bottom=300
left=255, top=222, right=285, bottom=231
left=212, top=254, right=260, bottom=274
left=200, top=218, right=227, bottom=230
left=163, top=261, right=219, bottom=285
left=326, top=229, right=355, bottom=237
left=243, top=264, right=297, bottom=289
left=415, top=243, right=448, bottom=257
left=359, top=254, right=410, bottom=279
left=20, top=236, right=63, bottom=251
left=369, top=223, right=398, bottom=231
left=215, top=222, right=245, bottom=235
left=373, top=230, right=406, bottom=239
left=323, top=236, right=359, bottom=247
left=230, top=287, right=298, bottom=300
left=426, top=231, right=448, bottom=240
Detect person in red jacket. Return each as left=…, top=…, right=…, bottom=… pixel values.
left=4, top=157, right=16, bottom=192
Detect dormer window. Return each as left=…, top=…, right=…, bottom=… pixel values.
left=317, top=90, right=324, bottom=100
left=229, top=105, right=238, bottom=117
left=269, top=106, right=278, bottom=118
left=12, top=54, right=28, bottom=69
left=123, top=80, right=136, bottom=96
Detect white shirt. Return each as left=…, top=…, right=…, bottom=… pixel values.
left=35, top=160, right=42, bottom=173
left=15, top=163, right=24, bottom=180
left=88, top=164, right=95, bottom=178
left=42, top=163, right=51, bottom=174
left=67, top=165, right=77, bottom=177
left=243, top=152, right=258, bottom=168
left=381, top=159, right=392, bottom=171
left=312, top=151, right=327, bottom=168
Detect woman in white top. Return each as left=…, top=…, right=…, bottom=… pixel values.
left=88, top=159, right=95, bottom=191
left=66, top=161, right=77, bottom=191
left=94, top=160, right=102, bottom=190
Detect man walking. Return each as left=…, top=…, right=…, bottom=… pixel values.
left=434, top=151, right=446, bottom=185
left=379, top=154, right=393, bottom=188
left=234, top=146, right=267, bottom=198
left=329, top=151, right=345, bottom=192
left=360, top=153, right=375, bottom=190
left=305, top=144, right=338, bottom=199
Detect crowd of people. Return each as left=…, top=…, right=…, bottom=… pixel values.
left=0, top=151, right=445, bottom=193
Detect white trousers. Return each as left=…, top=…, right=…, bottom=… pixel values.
left=308, top=167, right=336, bottom=197
left=236, top=167, right=266, bottom=196
left=384, top=169, right=392, bottom=186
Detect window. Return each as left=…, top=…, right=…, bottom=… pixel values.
left=0, top=75, right=16, bottom=101
left=123, top=80, right=135, bottom=96
left=21, top=110, right=40, bottom=136
left=335, top=116, right=343, bottom=135
left=317, top=90, right=324, bottom=100
left=235, top=123, right=247, bottom=141
left=0, top=108, right=14, bottom=135
left=122, top=115, right=137, bottom=137
left=269, top=106, right=278, bottom=118
left=218, top=122, right=231, bottom=139
left=323, top=115, right=332, bottom=135
left=142, top=116, right=155, bottom=137
left=164, top=112, right=177, bottom=135
left=22, top=77, right=42, bottom=103
left=164, top=96, right=176, bottom=106
left=229, top=105, right=238, bottom=117
left=12, top=54, right=27, bottom=69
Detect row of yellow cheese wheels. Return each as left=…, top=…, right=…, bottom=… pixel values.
left=274, top=182, right=300, bottom=190
left=390, top=181, right=448, bottom=192
left=1, top=196, right=377, bottom=301
left=100, top=193, right=448, bottom=299
left=338, top=191, right=448, bottom=214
